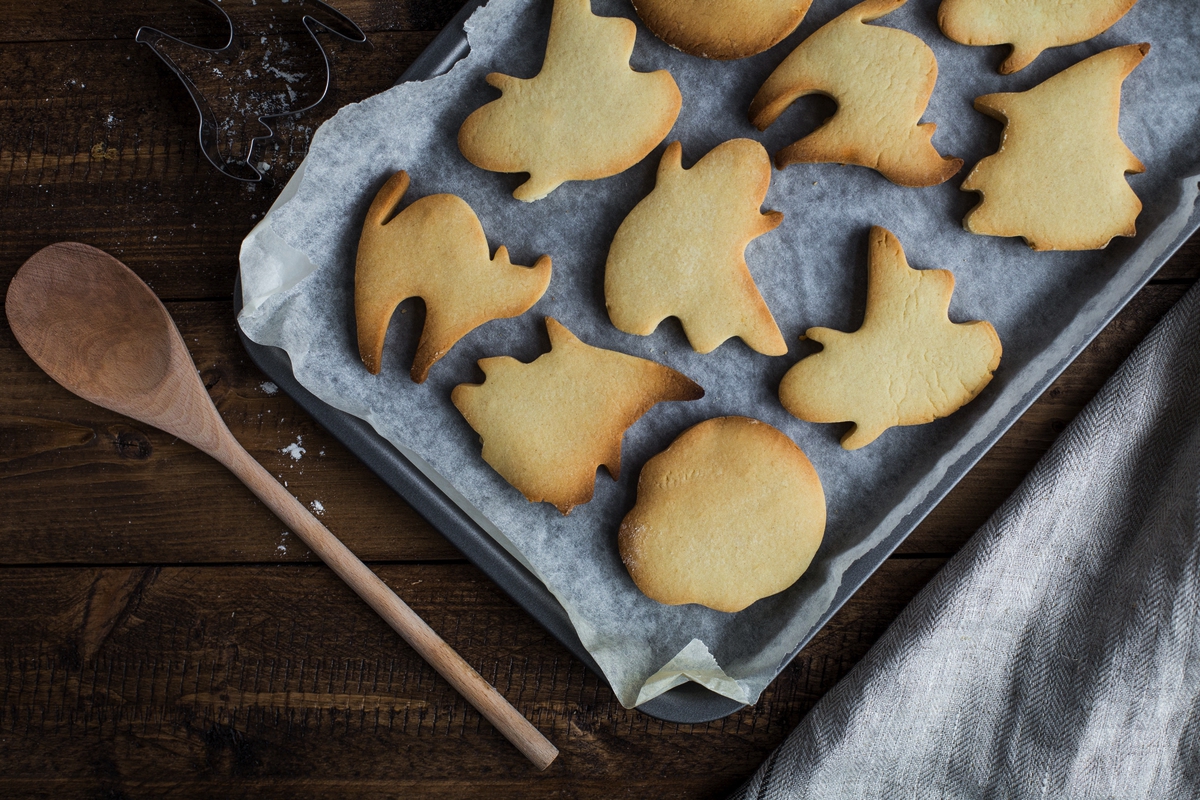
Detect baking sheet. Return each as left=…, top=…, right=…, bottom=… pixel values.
left=238, top=0, right=1200, bottom=709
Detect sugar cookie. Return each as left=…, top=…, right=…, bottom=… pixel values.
left=779, top=227, right=1001, bottom=449
left=457, top=0, right=682, bottom=202
left=938, top=0, right=1139, bottom=74
left=961, top=44, right=1149, bottom=251
left=451, top=317, right=703, bottom=514
left=631, top=0, right=813, bottom=60
left=619, top=416, right=825, bottom=613
left=604, top=139, right=787, bottom=356
left=355, top=171, right=552, bottom=382
left=748, top=0, right=962, bottom=187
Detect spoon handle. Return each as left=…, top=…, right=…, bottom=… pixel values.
left=215, top=436, right=559, bottom=770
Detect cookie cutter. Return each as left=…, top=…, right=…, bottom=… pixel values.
left=137, top=0, right=367, bottom=182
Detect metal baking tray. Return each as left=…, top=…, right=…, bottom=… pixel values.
left=235, top=0, right=1200, bottom=724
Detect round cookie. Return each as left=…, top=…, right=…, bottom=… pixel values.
left=618, top=416, right=825, bottom=613
left=631, top=0, right=814, bottom=60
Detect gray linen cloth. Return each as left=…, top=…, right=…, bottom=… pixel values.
left=733, top=280, right=1200, bottom=799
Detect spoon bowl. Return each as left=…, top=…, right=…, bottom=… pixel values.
left=9, top=243, right=176, bottom=410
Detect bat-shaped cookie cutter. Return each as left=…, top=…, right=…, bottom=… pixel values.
left=136, top=0, right=367, bottom=182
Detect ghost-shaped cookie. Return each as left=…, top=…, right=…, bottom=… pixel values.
left=779, top=227, right=1001, bottom=449
left=604, top=139, right=787, bottom=356
left=458, top=0, right=681, bottom=202
left=748, top=0, right=962, bottom=187
left=451, top=318, right=704, bottom=514
left=354, top=171, right=552, bottom=382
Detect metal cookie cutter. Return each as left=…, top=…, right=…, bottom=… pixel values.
left=137, top=0, right=367, bottom=182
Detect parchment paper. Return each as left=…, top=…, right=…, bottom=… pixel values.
left=237, top=0, right=1200, bottom=708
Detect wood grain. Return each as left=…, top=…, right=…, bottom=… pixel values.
left=0, top=558, right=944, bottom=797
left=0, top=31, right=436, bottom=301
left=6, top=0, right=464, bottom=42
left=0, top=300, right=453, bottom=564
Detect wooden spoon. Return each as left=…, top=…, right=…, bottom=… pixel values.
left=5, top=242, right=558, bottom=770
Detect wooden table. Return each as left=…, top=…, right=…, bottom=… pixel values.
left=2, top=1, right=1196, bottom=796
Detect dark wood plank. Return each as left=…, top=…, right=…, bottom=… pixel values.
left=0, top=30, right=435, bottom=301
left=0, top=300, right=457, bottom=564
left=1165, top=234, right=1200, bottom=281
left=5, top=0, right=462, bottom=43
left=0, top=557, right=945, bottom=798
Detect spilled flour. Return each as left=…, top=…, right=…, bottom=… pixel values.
left=281, top=436, right=305, bottom=460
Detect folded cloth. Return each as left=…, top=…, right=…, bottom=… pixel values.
left=732, top=280, right=1200, bottom=800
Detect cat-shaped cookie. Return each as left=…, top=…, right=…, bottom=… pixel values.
left=355, top=171, right=551, bottom=381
